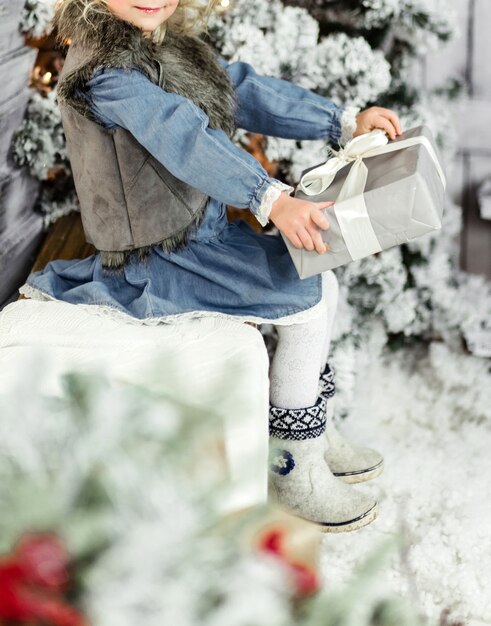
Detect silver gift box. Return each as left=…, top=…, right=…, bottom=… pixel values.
left=281, top=125, right=446, bottom=278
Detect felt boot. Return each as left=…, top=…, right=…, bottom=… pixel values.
left=319, top=362, right=384, bottom=484
left=268, top=395, right=378, bottom=533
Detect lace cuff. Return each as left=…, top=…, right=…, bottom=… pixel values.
left=254, top=180, right=295, bottom=227
left=339, top=106, right=361, bottom=146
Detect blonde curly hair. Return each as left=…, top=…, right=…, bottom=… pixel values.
left=55, top=0, right=220, bottom=42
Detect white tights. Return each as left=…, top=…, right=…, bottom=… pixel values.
left=269, top=271, right=339, bottom=410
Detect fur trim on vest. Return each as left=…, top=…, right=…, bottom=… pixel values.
left=55, top=0, right=237, bottom=269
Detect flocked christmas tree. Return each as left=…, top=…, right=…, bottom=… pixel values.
left=15, top=0, right=491, bottom=416
left=205, top=0, right=491, bottom=414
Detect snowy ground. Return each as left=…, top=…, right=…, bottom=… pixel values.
left=321, top=342, right=491, bottom=625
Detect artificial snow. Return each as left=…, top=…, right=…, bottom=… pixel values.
left=322, top=342, right=491, bottom=624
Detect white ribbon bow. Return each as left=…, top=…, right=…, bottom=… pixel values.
left=298, top=129, right=447, bottom=261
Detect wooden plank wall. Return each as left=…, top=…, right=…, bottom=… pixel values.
left=422, top=0, right=491, bottom=278
left=0, top=0, right=44, bottom=308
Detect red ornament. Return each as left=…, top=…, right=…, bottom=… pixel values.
left=0, top=532, right=88, bottom=626
left=259, top=528, right=320, bottom=597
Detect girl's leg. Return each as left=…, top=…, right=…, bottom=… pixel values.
left=268, top=308, right=377, bottom=531
left=269, top=304, right=329, bottom=410
left=314, top=273, right=384, bottom=485
left=319, top=270, right=339, bottom=373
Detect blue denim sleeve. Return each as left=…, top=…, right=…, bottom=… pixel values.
left=218, top=56, right=344, bottom=144
left=84, top=67, right=293, bottom=225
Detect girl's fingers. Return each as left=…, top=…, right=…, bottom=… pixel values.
left=287, top=231, right=304, bottom=250
left=299, top=225, right=329, bottom=255
left=377, top=115, right=397, bottom=140
left=389, top=111, right=403, bottom=135
left=311, top=205, right=331, bottom=230
left=306, top=224, right=328, bottom=254
left=380, top=108, right=403, bottom=135
left=297, top=228, right=315, bottom=252
left=285, top=227, right=329, bottom=254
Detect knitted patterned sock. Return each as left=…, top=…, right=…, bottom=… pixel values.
left=319, top=361, right=336, bottom=401
left=269, top=394, right=327, bottom=443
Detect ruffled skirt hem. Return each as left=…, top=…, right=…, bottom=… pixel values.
left=19, top=275, right=329, bottom=327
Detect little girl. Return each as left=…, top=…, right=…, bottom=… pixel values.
left=21, top=0, right=402, bottom=532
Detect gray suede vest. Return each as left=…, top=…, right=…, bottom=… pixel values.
left=56, top=5, right=237, bottom=268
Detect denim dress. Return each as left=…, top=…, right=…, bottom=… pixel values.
left=22, top=57, right=350, bottom=326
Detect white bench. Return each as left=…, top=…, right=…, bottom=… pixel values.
left=0, top=297, right=271, bottom=512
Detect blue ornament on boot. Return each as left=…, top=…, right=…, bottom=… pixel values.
left=270, top=449, right=295, bottom=476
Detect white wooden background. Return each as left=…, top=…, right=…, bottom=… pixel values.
left=423, top=0, right=491, bottom=278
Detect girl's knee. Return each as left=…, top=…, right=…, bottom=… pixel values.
left=322, top=270, right=339, bottom=296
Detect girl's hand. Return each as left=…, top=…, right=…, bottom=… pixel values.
left=269, top=192, right=332, bottom=254
left=353, top=106, right=403, bottom=141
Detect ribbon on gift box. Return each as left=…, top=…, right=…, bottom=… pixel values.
left=298, top=129, right=447, bottom=261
